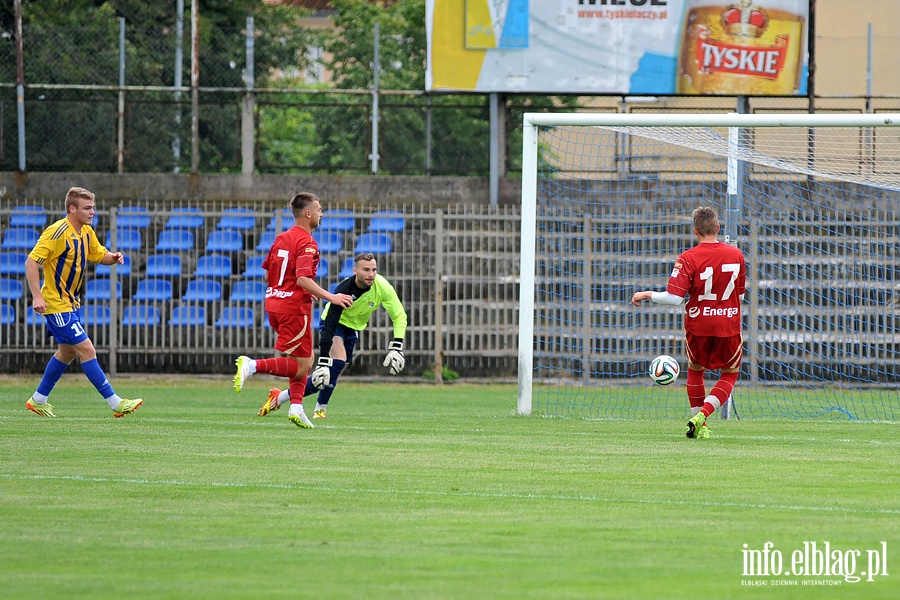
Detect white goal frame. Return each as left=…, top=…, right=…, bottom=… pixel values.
left=517, top=111, right=900, bottom=416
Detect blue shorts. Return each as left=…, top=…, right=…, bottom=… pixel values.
left=45, top=310, right=90, bottom=345
left=328, top=322, right=359, bottom=362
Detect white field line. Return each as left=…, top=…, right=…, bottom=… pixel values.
left=1, top=473, right=898, bottom=516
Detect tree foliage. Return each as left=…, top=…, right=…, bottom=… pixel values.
left=1, top=0, right=312, bottom=172
left=1, top=0, right=572, bottom=174
left=311, top=0, right=576, bottom=175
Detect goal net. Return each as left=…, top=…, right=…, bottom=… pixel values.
left=518, top=112, right=900, bottom=421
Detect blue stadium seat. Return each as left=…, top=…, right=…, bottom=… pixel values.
left=84, top=278, right=122, bottom=301
left=0, top=278, right=23, bottom=301
left=206, top=230, right=244, bottom=253
left=0, top=303, right=14, bottom=325
left=242, top=255, right=266, bottom=279
left=338, top=257, right=355, bottom=279
left=1, top=228, right=40, bottom=250
left=367, top=211, right=405, bottom=232
left=215, top=305, right=255, bottom=328
left=318, top=257, right=329, bottom=279
left=194, top=255, right=232, bottom=279
left=165, top=207, right=204, bottom=230
left=0, top=252, right=28, bottom=276
left=25, top=306, right=44, bottom=326
left=82, top=304, right=111, bottom=327
left=354, top=233, right=392, bottom=254
left=328, top=282, right=339, bottom=294
left=156, top=229, right=195, bottom=252
left=229, top=280, right=265, bottom=303
left=319, top=209, right=355, bottom=232
left=216, top=208, right=256, bottom=231
left=116, top=206, right=151, bottom=229
left=266, top=208, right=293, bottom=231
left=95, top=255, right=132, bottom=277
left=255, top=230, right=276, bottom=253
left=122, top=304, right=161, bottom=326
left=9, top=206, right=48, bottom=228
left=105, top=228, right=143, bottom=251
left=313, top=231, right=343, bottom=254
left=132, top=278, right=173, bottom=302
left=145, top=254, right=183, bottom=278
left=181, top=279, right=222, bottom=302
left=169, top=305, right=207, bottom=327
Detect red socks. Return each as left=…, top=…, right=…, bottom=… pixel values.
left=247, top=357, right=308, bottom=406
left=288, top=376, right=308, bottom=405
left=254, top=357, right=299, bottom=379
left=702, top=371, right=739, bottom=417
left=686, top=367, right=706, bottom=410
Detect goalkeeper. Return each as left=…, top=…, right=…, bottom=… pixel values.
left=257, top=252, right=408, bottom=420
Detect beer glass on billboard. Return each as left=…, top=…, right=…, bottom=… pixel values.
left=678, top=0, right=808, bottom=95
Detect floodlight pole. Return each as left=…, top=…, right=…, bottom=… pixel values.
left=174, top=0, right=184, bottom=173
left=807, top=0, right=817, bottom=172
left=241, top=17, right=255, bottom=176
left=191, top=0, right=199, bottom=176
left=117, top=18, right=126, bottom=174
left=489, top=93, right=500, bottom=208
left=370, top=22, right=380, bottom=174
left=15, top=0, right=26, bottom=172
left=864, top=23, right=874, bottom=174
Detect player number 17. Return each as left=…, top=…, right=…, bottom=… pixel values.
left=697, top=263, right=740, bottom=301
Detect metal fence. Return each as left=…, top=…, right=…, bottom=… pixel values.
left=4, top=188, right=900, bottom=383
left=2, top=21, right=900, bottom=175
left=0, top=200, right=521, bottom=377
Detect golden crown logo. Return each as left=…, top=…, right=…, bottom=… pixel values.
left=723, top=0, right=768, bottom=37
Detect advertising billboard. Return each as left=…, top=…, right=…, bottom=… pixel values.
left=426, top=0, right=809, bottom=95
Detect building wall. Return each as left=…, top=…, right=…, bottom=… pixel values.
left=0, top=172, right=522, bottom=206
left=815, top=0, right=900, bottom=97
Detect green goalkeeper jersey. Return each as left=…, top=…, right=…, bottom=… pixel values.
left=319, top=273, right=407, bottom=354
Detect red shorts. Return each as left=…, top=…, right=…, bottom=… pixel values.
left=685, top=332, right=743, bottom=371
left=268, top=312, right=313, bottom=358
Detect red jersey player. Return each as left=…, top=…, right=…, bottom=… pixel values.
left=632, top=206, right=746, bottom=439
left=232, top=192, right=353, bottom=428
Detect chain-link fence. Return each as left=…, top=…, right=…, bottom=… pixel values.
left=2, top=21, right=900, bottom=175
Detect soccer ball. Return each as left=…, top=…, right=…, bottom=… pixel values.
left=649, top=355, right=680, bottom=386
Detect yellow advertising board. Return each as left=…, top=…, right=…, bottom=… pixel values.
left=426, top=0, right=809, bottom=95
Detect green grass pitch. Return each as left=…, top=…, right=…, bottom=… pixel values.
left=1, top=375, right=898, bottom=599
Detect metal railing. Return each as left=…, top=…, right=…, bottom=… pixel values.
left=0, top=201, right=522, bottom=376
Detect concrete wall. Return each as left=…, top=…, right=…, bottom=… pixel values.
left=0, top=172, right=524, bottom=207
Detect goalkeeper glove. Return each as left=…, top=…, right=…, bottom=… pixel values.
left=311, top=356, right=333, bottom=389
left=383, top=340, right=405, bottom=375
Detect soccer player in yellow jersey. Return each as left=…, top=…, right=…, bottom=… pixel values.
left=24, top=187, right=143, bottom=418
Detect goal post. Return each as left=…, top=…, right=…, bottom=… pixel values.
left=518, top=112, right=900, bottom=420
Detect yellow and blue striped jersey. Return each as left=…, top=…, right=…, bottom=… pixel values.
left=28, top=217, right=108, bottom=314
